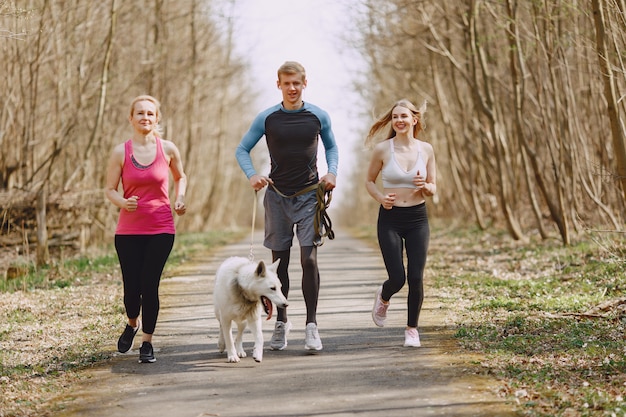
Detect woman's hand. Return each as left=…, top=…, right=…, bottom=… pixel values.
left=413, top=170, right=426, bottom=191
left=125, top=196, right=139, bottom=212
left=381, top=193, right=396, bottom=210
left=174, top=197, right=186, bottom=216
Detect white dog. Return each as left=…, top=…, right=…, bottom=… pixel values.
left=213, top=256, right=288, bottom=363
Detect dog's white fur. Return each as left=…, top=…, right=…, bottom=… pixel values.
left=213, top=256, right=288, bottom=363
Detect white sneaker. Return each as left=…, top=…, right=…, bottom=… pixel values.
left=269, top=321, right=291, bottom=350
left=372, top=286, right=389, bottom=327
left=404, top=328, right=421, bottom=347
left=304, top=323, right=323, bottom=351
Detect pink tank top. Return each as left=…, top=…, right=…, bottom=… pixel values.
left=115, top=138, right=175, bottom=235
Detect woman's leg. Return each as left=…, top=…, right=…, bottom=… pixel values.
left=139, top=234, right=174, bottom=341
left=115, top=235, right=144, bottom=324
left=404, top=206, right=430, bottom=328
left=377, top=208, right=407, bottom=301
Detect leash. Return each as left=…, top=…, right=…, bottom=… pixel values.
left=269, top=182, right=335, bottom=247
left=269, top=182, right=318, bottom=198
left=313, top=183, right=335, bottom=246
left=248, top=190, right=258, bottom=261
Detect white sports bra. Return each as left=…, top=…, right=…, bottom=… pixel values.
left=381, top=139, right=427, bottom=189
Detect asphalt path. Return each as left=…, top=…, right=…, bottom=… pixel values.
left=55, top=230, right=518, bottom=417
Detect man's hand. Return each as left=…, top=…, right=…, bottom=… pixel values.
left=249, top=174, right=273, bottom=191
left=320, top=173, right=336, bottom=191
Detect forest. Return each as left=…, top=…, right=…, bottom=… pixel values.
left=344, top=0, right=626, bottom=246
left=1, top=0, right=625, bottom=259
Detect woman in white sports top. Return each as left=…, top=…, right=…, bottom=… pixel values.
left=364, top=99, right=437, bottom=347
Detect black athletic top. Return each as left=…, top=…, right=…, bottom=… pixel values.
left=235, top=102, right=339, bottom=194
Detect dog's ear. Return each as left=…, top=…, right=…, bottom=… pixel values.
left=268, top=259, right=280, bottom=273
left=256, top=260, right=267, bottom=277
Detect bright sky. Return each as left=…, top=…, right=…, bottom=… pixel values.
left=226, top=0, right=367, bottom=204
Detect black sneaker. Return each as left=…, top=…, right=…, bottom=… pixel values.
left=117, top=323, right=139, bottom=353
left=139, top=341, right=156, bottom=363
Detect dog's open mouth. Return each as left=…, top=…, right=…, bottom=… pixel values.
left=261, top=296, right=273, bottom=320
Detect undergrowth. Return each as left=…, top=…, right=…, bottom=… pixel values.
left=0, top=229, right=244, bottom=417
left=355, top=222, right=625, bottom=416
left=431, top=228, right=626, bottom=417
left=2, top=223, right=625, bottom=417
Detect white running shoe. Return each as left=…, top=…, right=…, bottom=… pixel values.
left=269, top=320, right=291, bottom=350
left=404, top=328, right=421, bottom=347
left=304, top=323, right=323, bottom=351
left=372, top=286, right=389, bottom=327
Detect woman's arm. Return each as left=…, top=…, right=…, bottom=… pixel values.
left=365, top=143, right=396, bottom=210
left=422, top=142, right=437, bottom=197
left=105, top=144, right=136, bottom=210
left=164, top=139, right=187, bottom=215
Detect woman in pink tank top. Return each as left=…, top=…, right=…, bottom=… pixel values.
left=105, top=95, right=188, bottom=363
left=364, top=99, right=437, bottom=348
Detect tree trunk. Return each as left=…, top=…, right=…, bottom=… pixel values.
left=469, top=0, right=524, bottom=239
left=505, top=0, right=548, bottom=239
left=591, top=0, right=626, bottom=202
left=36, top=187, right=49, bottom=267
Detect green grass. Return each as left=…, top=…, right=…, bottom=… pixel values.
left=0, top=230, right=245, bottom=293
left=352, top=223, right=626, bottom=417
left=3, top=225, right=624, bottom=416
left=0, top=229, right=245, bottom=417
left=448, top=247, right=626, bottom=416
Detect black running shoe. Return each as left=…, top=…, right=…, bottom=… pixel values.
left=139, top=341, right=156, bottom=363
left=117, top=324, right=139, bottom=353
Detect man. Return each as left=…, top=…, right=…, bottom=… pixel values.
left=235, top=61, right=338, bottom=352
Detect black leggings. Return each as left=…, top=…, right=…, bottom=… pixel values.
left=272, top=246, right=319, bottom=324
left=377, top=203, right=429, bottom=328
left=114, top=234, right=175, bottom=334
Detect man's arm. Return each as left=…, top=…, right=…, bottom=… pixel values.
left=320, top=118, right=338, bottom=176
left=235, top=113, right=267, bottom=178
left=314, top=106, right=338, bottom=177
left=318, top=109, right=338, bottom=190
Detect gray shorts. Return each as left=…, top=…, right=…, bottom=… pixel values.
left=263, top=188, right=317, bottom=251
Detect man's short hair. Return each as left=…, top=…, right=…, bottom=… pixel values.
left=277, top=61, right=306, bottom=81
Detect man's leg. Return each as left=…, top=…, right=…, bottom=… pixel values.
left=269, top=249, right=292, bottom=351
left=300, top=245, right=319, bottom=324
left=272, top=249, right=291, bottom=322
left=301, top=245, right=323, bottom=351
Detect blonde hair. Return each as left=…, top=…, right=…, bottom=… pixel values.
left=365, top=99, right=427, bottom=149
left=277, top=61, right=306, bottom=82
left=129, top=95, right=163, bottom=136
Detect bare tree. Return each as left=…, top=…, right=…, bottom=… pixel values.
left=345, top=0, right=626, bottom=244
left=0, top=0, right=259, bottom=262
left=591, top=0, right=626, bottom=201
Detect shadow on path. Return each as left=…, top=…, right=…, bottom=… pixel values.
left=54, top=230, right=518, bottom=417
